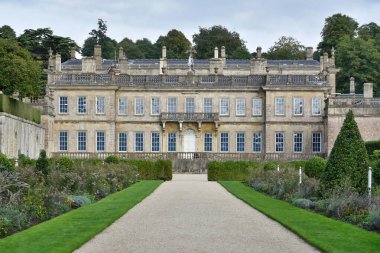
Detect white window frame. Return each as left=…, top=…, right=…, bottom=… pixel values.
left=275, top=132, right=284, bottom=153
left=312, top=97, right=322, bottom=116
left=236, top=98, right=246, bottom=116
left=77, top=131, right=87, bottom=151
left=96, top=96, right=105, bottom=114
left=59, top=96, right=68, bottom=114
left=118, top=97, right=127, bottom=115
left=252, top=98, right=262, bottom=116
left=134, top=97, right=144, bottom=115
left=312, top=132, right=322, bottom=153
left=275, top=97, right=285, bottom=116
left=185, top=98, right=195, bottom=113
left=220, top=132, right=229, bottom=152
left=219, top=98, right=229, bottom=116
left=135, top=132, right=144, bottom=152
left=168, top=132, right=176, bottom=152
left=151, top=132, right=160, bottom=152
left=59, top=131, right=68, bottom=151
left=96, top=131, right=105, bottom=152
left=252, top=132, right=262, bottom=153
left=293, top=132, right=303, bottom=153
left=236, top=132, right=245, bottom=152
left=118, top=132, right=127, bottom=152
left=203, top=98, right=212, bottom=113
left=167, top=97, right=177, bottom=113
left=204, top=132, right=212, bottom=152
left=293, top=97, right=304, bottom=116
left=151, top=97, right=161, bottom=116
left=77, top=96, right=87, bottom=114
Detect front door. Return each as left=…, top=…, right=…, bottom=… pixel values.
left=183, top=129, right=196, bottom=152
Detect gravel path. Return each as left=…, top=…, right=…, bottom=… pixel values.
left=74, top=174, right=319, bottom=253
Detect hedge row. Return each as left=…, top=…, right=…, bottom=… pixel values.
left=0, top=94, right=41, bottom=124
left=365, top=140, right=380, bottom=156
left=208, top=160, right=259, bottom=181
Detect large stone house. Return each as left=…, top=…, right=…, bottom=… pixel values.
left=42, top=45, right=380, bottom=160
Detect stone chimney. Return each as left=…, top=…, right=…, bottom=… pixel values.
left=94, top=44, right=102, bottom=66
left=54, top=54, right=61, bottom=72
left=364, top=83, right=373, bottom=98
left=70, top=47, right=76, bottom=59
left=214, top=47, right=218, bottom=58
left=221, top=46, right=226, bottom=58
left=118, top=47, right=125, bottom=60
left=350, top=77, right=355, bottom=94
left=162, top=46, right=167, bottom=58
left=306, top=47, right=313, bottom=60
left=323, top=52, right=328, bottom=71
left=256, top=47, right=262, bottom=58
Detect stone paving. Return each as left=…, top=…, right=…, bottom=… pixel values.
left=74, top=174, right=320, bottom=253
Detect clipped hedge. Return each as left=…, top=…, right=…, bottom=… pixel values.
left=365, top=141, right=380, bottom=156
left=0, top=94, right=41, bottom=124
left=121, top=159, right=172, bottom=181
left=208, top=160, right=258, bottom=181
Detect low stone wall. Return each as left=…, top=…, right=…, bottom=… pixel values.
left=172, top=159, right=209, bottom=174
left=0, top=112, right=45, bottom=159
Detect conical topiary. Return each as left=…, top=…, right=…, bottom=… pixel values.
left=319, top=110, right=370, bottom=196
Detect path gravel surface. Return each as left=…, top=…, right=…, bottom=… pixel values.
left=74, top=174, right=320, bottom=253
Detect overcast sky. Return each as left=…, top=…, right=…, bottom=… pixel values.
left=1, top=0, right=380, bottom=53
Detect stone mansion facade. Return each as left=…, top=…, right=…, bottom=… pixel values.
left=41, top=45, right=380, bottom=160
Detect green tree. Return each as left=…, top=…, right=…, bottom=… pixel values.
left=319, top=110, right=370, bottom=196
left=118, top=37, right=144, bottom=59
left=154, top=29, right=191, bottom=59
left=0, top=39, right=41, bottom=98
left=335, top=36, right=380, bottom=94
left=358, top=22, right=380, bottom=41
left=36, top=150, right=50, bottom=176
left=0, top=25, right=16, bottom=40
left=318, top=13, right=358, bottom=54
left=135, top=38, right=157, bottom=58
left=82, top=19, right=117, bottom=59
left=193, top=25, right=250, bottom=59
left=266, top=36, right=306, bottom=60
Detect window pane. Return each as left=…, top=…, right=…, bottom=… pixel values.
left=275, top=132, right=284, bottom=152
left=312, top=97, right=322, bottom=115
left=151, top=97, right=160, bottom=115
left=275, top=97, right=285, bottom=115
left=220, top=98, right=229, bottom=116
left=168, top=98, right=177, bottom=113
left=204, top=133, right=212, bottom=152
left=96, top=131, right=105, bottom=151
left=118, top=97, right=127, bottom=115
left=312, top=132, right=321, bottom=153
left=253, top=132, right=262, bottom=152
left=203, top=98, right=212, bottom=113
left=151, top=132, right=160, bottom=152
left=135, top=132, right=144, bottom=151
left=135, top=97, right=144, bottom=115
left=185, top=98, right=195, bottom=113
left=59, top=131, right=68, bottom=151
left=96, top=96, right=105, bottom=114
left=119, top=132, right=127, bottom=152
left=293, top=132, right=303, bottom=153
left=168, top=133, right=176, bottom=152
left=236, top=99, right=246, bottom=116
left=293, top=97, right=303, bottom=115
left=220, top=133, right=229, bottom=152
left=236, top=133, right=245, bottom=152
left=77, top=131, right=86, bottom=151
left=78, top=96, right=87, bottom=113
left=59, top=96, right=68, bottom=113
left=252, top=98, right=262, bottom=116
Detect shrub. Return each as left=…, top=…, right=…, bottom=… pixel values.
left=289, top=160, right=307, bottom=170
left=0, top=94, right=41, bottom=124
left=0, top=206, right=28, bottom=237
left=264, top=161, right=278, bottom=171
left=0, top=153, right=15, bottom=172
left=305, top=156, right=327, bottom=178
left=292, top=198, right=313, bottom=209
left=208, top=160, right=258, bottom=181
left=369, top=205, right=380, bottom=230
left=105, top=155, right=119, bottom=164
left=365, top=141, right=380, bottom=156
left=121, top=159, right=172, bottom=181
left=18, top=154, right=35, bottom=167
left=54, top=157, right=74, bottom=171
left=36, top=150, right=50, bottom=176
left=373, top=160, right=380, bottom=185
left=320, top=110, right=370, bottom=196
left=68, top=195, right=93, bottom=208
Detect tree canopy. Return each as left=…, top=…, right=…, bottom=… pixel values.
left=0, top=25, right=16, bottom=40
left=0, top=39, right=41, bottom=99
left=192, top=25, right=251, bottom=59
left=155, top=29, right=191, bottom=59
left=266, top=36, right=305, bottom=60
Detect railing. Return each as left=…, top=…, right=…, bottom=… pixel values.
left=160, top=113, right=219, bottom=122
left=51, top=152, right=326, bottom=161
left=52, top=74, right=327, bottom=87
left=329, top=98, right=380, bottom=108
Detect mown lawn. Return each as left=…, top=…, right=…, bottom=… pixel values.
left=0, top=180, right=162, bottom=253
left=220, top=181, right=380, bottom=253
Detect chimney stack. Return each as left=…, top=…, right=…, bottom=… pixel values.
left=118, top=47, right=125, bottom=60
left=306, top=47, right=313, bottom=60
left=256, top=47, right=262, bottom=58
left=221, top=46, right=226, bottom=58
left=162, top=46, right=167, bottom=58
left=364, top=83, right=373, bottom=98
left=350, top=77, right=355, bottom=94
left=214, top=47, right=218, bottom=58
left=70, top=47, right=76, bottom=59
left=94, top=44, right=102, bottom=66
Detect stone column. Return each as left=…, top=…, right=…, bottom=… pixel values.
left=364, top=83, right=373, bottom=98
left=306, top=47, right=313, bottom=60
left=350, top=77, right=355, bottom=94
left=214, top=47, right=218, bottom=58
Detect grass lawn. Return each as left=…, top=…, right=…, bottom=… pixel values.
left=0, top=180, right=162, bottom=253
left=220, top=181, right=380, bottom=253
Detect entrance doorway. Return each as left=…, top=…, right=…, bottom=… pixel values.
left=183, top=129, right=196, bottom=152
